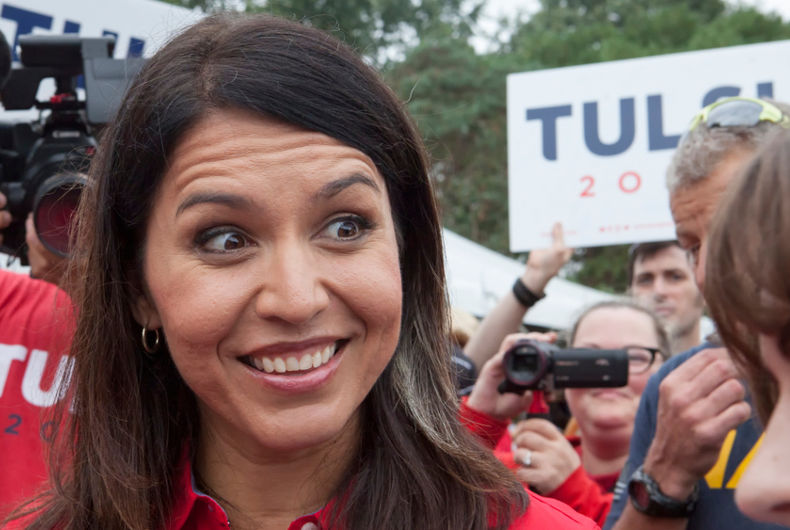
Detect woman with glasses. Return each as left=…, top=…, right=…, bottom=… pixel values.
left=464, top=300, right=669, bottom=526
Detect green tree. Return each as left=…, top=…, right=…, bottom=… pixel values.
left=159, top=0, right=483, bottom=64
left=383, top=32, right=529, bottom=249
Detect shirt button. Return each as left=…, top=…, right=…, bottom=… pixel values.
left=301, top=523, right=319, bottom=530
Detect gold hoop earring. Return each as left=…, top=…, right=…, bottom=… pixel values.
left=141, top=326, right=160, bottom=354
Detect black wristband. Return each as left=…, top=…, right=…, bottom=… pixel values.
left=512, top=278, right=545, bottom=308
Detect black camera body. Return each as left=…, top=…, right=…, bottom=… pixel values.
left=0, top=34, right=145, bottom=262
left=499, top=339, right=629, bottom=394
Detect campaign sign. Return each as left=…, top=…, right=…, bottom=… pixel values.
left=507, top=40, right=790, bottom=251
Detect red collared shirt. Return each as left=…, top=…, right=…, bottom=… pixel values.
left=167, top=454, right=330, bottom=530
left=167, top=449, right=599, bottom=530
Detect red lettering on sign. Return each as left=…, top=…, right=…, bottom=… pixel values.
left=618, top=171, right=641, bottom=193
left=580, top=175, right=596, bottom=197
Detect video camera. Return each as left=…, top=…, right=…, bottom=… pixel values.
left=0, top=32, right=144, bottom=263
left=498, top=339, right=629, bottom=394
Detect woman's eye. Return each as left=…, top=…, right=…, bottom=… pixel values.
left=196, top=228, right=250, bottom=253
left=324, top=216, right=372, bottom=241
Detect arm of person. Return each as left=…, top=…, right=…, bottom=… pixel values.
left=605, top=347, right=751, bottom=530
left=511, top=418, right=612, bottom=525
left=25, top=214, right=67, bottom=287
left=0, top=192, right=10, bottom=245
left=463, top=223, right=572, bottom=371
left=542, top=466, right=613, bottom=528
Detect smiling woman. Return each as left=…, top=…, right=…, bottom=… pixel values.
left=4, top=13, right=598, bottom=530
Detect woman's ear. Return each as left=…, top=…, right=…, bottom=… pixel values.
left=132, top=294, right=162, bottom=329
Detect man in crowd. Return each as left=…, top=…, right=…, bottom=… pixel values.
left=627, top=241, right=704, bottom=354
left=604, top=96, right=790, bottom=530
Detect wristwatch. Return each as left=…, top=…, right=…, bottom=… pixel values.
left=627, top=465, right=699, bottom=517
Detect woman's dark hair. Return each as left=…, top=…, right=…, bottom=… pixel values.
left=14, top=14, right=527, bottom=530
left=705, top=129, right=790, bottom=425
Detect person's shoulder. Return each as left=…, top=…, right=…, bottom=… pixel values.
left=0, top=267, right=62, bottom=303
left=509, top=490, right=600, bottom=529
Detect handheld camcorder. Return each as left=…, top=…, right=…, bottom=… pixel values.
left=498, top=339, right=629, bottom=394
left=0, top=32, right=144, bottom=262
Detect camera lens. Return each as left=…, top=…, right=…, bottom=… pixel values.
left=32, top=173, right=85, bottom=257
left=512, top=352, right=540, bottom=372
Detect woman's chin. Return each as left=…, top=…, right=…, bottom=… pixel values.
left=584, top=411, right=635, bottom=433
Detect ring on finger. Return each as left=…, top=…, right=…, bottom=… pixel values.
left=520, top=449, right=532, bottom=467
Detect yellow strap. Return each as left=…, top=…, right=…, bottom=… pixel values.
left=725, top=433, right=765, bottom=489
left=705, top=429, right=736, bottom=488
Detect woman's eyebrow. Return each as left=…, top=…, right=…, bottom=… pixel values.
left=315, top=173, right=380, bottom=200
left=176, top=192, right=254, bottom=216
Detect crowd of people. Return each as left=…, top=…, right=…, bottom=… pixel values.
left=0, top=11, right=788, bottom=530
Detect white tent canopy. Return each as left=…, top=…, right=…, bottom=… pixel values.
left=443, top=229, right=614, bottom=331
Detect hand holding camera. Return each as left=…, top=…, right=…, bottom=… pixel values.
left=466, top=332, right=556, bottom=421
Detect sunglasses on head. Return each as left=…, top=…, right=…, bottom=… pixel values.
left=687, top=96, right=790, bottom=133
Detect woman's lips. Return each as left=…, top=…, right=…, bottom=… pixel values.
left=590, top=388, right=631, bottom=399
left=243, top=341, right=341, bottom=374
left=238, top=340, right=349, bottom=392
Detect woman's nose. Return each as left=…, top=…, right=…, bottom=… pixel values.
left=253, top=242, right=330, bottom=325
left=735, top=404, right=790, bottom=526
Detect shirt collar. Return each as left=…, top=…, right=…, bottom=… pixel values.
left=168, top=448, right=334, bottom=530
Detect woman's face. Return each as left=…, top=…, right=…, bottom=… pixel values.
left=735, top=332, right=790, bottom=525
left=565, top=307, right=662, bottom=441
left=136, top=109, right=402, bottom=457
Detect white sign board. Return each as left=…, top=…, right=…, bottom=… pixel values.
left=507, top=40, right=790, bottom=251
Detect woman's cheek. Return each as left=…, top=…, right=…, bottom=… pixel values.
left=628, top=371, right=651, bottom=397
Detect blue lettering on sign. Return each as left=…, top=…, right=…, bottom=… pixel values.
left=0, top=4, right=149, bottom=59
left=756, top=82, right=774, bottom=98
left=1, top=4, right=53, bottom=61
left=647, top=95, right=680, bottom=150
left=128, top=37, right=145, bottom=57
left=583, top=98, right=635, bottom=156
left=102, top=29, right=119, bottom=41
left=702, top=85, right=740, bottom=107
left=526, top=105, right=572, bottom=161
left=526, top=82, right=776, bottom=160
left=63, top=20, right=80, bottom=34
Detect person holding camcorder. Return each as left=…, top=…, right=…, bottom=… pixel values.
left=462, top=300, right=669, bottom=526
left=0, top=29, right=139, bottom=521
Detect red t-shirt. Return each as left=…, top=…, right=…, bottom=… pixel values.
left=0, top=270, right=73, bottom=520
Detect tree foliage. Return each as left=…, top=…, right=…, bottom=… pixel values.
left=156, top=0, right=790, bottom=292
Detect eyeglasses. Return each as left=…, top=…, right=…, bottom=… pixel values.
left=686, top=96, right=790, bottom=134
left=626, top=346, right=663, bottom=375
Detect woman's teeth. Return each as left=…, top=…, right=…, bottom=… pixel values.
left=250, top=343, right=337, bottom=374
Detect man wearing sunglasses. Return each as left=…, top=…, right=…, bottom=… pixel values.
left=605, top=97, right=790, bottom=530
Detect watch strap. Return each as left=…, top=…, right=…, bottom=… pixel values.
left=627, top=465, right=699, bottom=518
